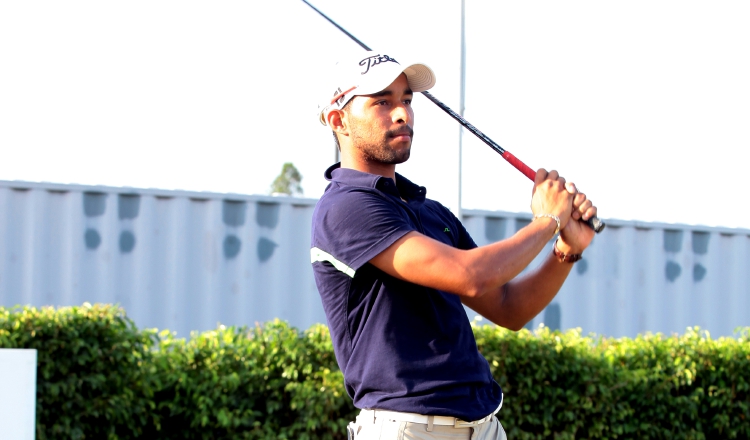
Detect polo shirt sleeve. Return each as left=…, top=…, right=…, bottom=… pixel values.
left=312, top=189, right=413, bottom=277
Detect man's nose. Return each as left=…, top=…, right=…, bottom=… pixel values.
left=392, top=104, right=412, bottom=124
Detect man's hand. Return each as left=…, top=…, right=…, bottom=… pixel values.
left=557, top=182, right=597, bottom=254
left=531, top=169, right=597, bottom=253
left=531, top=169, right=575, bottom=230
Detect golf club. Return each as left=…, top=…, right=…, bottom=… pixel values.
left=302, top=0, right=605, bottom=233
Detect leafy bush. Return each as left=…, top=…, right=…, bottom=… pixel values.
left=146, top=320, right=355, bottom=440
left=0, top=305, right=355, bottom=440
left=475, top=324, right=750, bottom=439
left=605, top=328, right=750, bottom=439
left=0, top=303, right=157, bottom=440
left=1, top=304, right=748, bottom=439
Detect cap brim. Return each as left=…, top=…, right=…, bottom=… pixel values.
left=403, top=63, right=436, bottom=93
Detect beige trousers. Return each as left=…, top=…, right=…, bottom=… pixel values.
left=347, top=411, right=508, bottom=440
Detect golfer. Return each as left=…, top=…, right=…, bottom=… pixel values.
left=310, top=51, right=597, bottom=440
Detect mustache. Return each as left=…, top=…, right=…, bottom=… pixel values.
left=386, top=126, right=414, bottom=138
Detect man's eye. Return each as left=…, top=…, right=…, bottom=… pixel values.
left=404, top=99, right=412, bottom=105
left=376, top=100, right=388, bottom=106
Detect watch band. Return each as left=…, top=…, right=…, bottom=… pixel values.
left=553, top=240, right=582, bottom=263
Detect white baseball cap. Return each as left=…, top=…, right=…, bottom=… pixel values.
left=317, top=51, right=436, bottom=125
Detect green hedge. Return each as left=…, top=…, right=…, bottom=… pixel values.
left=474, top=323, right=750, bottom=439
left=1, top=304, right=748, bottom=439
left=0, top=304, right=157, bottom=439
left=143, top=320, right=354, bottom=439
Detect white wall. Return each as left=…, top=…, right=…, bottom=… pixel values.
left=0, top=349, right=37, bottom=440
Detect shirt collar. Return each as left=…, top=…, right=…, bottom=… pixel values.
left=324, top=163, right=427, bottom=203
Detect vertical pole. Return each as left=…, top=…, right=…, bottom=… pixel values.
left=457, top=0, right=466, bottom=220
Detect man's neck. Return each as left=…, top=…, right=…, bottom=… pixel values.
left=340, top=156, right=397, bottom=182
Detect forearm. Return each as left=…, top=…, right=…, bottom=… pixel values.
left=373, top=216, right=559, bottom=298
left=498, top=249, right=574, bottom=329
left=461, top=217, right=558, bottom=297
left=463, top=239, right=579, bottom=330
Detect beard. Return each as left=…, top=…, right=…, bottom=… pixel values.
left=350, top=125, right=414, bottom=165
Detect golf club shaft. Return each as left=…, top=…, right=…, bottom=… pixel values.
left=302, top=0, right=605, bottom=234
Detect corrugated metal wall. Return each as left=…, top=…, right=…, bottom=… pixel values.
left=0, top=181, right=322, bottom=337
left=1, top=180, right=748, bottom=338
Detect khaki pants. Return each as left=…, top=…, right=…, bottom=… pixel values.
left=347, top=411, right=508, bottom=440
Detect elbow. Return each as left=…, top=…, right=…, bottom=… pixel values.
left=462, top=282, right=482, bottom=299
left=462, top=275, right=494, bottom=299
left=452, top=263, right=482, bottom=298
left=458, top=261, right=515, bottom=300
left=504, top=321, right=526, bottom=332
left=493, top=316, right=527, bottom=332
left=461, top=270, right=508, bottom=300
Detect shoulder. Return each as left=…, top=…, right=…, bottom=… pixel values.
left=312, top=184, right=412, bottom=247
left=314, top=184, right=400, bottom=224
left=311, top=184, right=415, bottom=272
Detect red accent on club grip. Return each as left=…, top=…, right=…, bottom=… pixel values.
left=501, top=151, right=536, bottom=181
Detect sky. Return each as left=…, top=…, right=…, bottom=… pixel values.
left=1, top=1, right=748, bottom=229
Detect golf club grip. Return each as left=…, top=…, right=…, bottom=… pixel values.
left=501, top=151, right=536, bottom=180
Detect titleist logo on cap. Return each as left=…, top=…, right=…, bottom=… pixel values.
left=359, top=54, right=399, bottom=74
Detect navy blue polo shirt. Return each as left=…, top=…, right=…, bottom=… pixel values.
left=310, top=163, right=502, bottom=421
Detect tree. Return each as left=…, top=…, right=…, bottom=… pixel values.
left=270, top=162, right=303, bottom=196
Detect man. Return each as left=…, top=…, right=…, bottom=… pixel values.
left=310, top=51, right=596, bottom=440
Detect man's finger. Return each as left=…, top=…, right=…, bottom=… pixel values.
left=534, top=168, right=548, bottom=185
left=571, top=194, right=591, bottom=220
left=582, top=205, right=598, bottom=221
left=577, top=199, right=593, bottom=215
left=573, top=192, right=587, bottom=208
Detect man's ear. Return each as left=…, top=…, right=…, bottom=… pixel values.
left=328, top=109, right=347, bottom=136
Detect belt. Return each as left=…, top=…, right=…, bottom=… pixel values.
left=360, top=397, right=503, bottom=429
